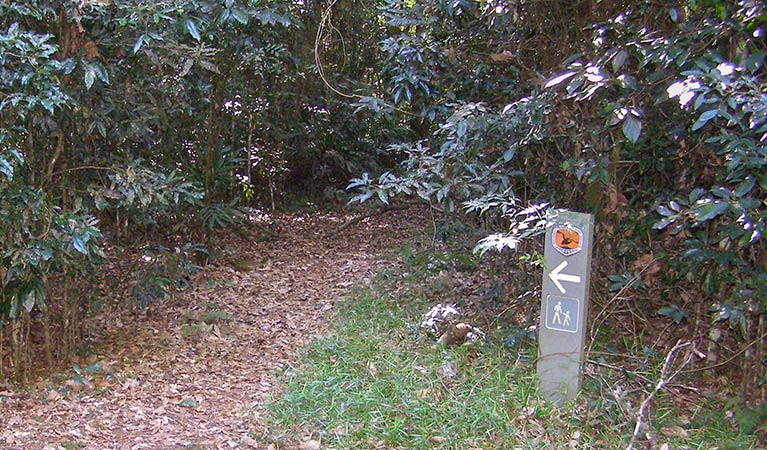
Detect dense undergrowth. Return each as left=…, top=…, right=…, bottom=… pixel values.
left=262, top=231, right=764, bottom=449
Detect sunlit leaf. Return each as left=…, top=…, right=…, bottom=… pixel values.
left=72, top=235, right=88, bottom=255
left=23, top=290, right=35, bottom=313
left=84, top=65, right=96, bottom=90
left=198, top=60, right=220, bottom=74
left=656, top=204, right=674, bottom=217
left=669, top=8, right=679, bottom=22
left=179, top=58, right=194, bottom=78
left=376, top=189, right=389, bottom=205
left=133, top=34, right=145, bottom=54
left=0, top=157, right=14, bottom=180
left=186, top=19, right=201, bottom=41
left=544, top=71, right=577, bottom=88
left=653, top=217, right=672, bottom=230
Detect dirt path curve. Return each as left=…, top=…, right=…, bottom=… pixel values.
left=1, top=208, right=424, bottom=450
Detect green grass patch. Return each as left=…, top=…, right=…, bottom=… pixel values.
left=262, top=277, right=579, bottom=449
left=261, top=267, right=763, bottom=449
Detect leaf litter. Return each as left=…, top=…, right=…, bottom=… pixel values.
left=0, top=208, right=425, bottom=450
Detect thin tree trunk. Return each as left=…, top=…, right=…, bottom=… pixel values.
left=23, top=312, right=31, bottom=383
left=0, top=320, right=5, bottom=379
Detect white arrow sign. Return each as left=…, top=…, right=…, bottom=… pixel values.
left=548, top=260, right=582, bottom=294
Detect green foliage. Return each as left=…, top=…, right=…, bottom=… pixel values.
left=349, top=96, right=550, bottom=212
left=131, top=243, right=202, bottom=307
left=195, top=200, right=244, bottom=231
left=0, top=21, right=70, bottom=117
left=1, top=180, right=102, bottom=318
left=90, top=160, right=204, bottom=226
left=340, top=0, right=767, bottom=406
left=541, top=1, right=767, bottom=313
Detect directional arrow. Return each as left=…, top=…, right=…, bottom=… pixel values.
left=548, top=260, right=581, bottom=294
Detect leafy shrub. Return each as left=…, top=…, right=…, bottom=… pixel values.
left=90, top=160, right=204, bottom=228
left=131, top=243, right=204, bottom=308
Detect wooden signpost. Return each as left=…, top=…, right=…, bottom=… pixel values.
left=537, top=210, right=594, bottom=405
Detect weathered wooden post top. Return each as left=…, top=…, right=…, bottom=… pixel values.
left=537, top=209, right=594, bottom=405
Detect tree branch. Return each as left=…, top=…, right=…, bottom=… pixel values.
left=624, top=340, right=694, bottom=450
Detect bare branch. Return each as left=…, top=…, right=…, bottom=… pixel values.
left=624, top=340, right=695, bottom=450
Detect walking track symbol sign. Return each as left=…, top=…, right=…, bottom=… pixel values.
left=544, top=296, right=579, bottom=333
left=537, top=210, right=593, bottom=405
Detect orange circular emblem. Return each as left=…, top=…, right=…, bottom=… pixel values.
left=555, top=229, right=580, bottom=250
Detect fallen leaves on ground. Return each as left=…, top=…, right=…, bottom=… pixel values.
left=0, top=208, right=425, bottom=450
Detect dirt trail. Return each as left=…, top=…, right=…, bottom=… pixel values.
left=0, top=208, right=423, bottom=450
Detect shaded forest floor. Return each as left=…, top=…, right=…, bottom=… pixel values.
left=0, top=208, right=426, bottom=450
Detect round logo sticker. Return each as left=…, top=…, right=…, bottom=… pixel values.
left=552, top=226, right=583, bottom=256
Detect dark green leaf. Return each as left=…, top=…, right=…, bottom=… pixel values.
left=232, top=9, right=249, bottom=24
left=657, top=305, right=686, bottom=324
left=566, top=74, right=585, bottom=95
left=691, top=109, right=718, bottom=131
left=612, top=50, right=628, bottom=72
left=622, top=115, right=641, bottom=143
left=710, top=186, right=731, bottom=199
left=693, top=200, right=729, bottom=222
left=745, top=51, right=765, bottom=73
left=94, top=64, right=109, bottom=84
left=734, top=177, right=755, bottom=197
left=255, top=11, right=277, bottom=26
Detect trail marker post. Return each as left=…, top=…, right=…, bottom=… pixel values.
left=537, top=210, right=594, bottom=405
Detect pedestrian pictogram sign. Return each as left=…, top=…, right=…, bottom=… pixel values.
left=538, top=210, right=593, bottom=405
left=544, top=295, right=579, bottom=333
